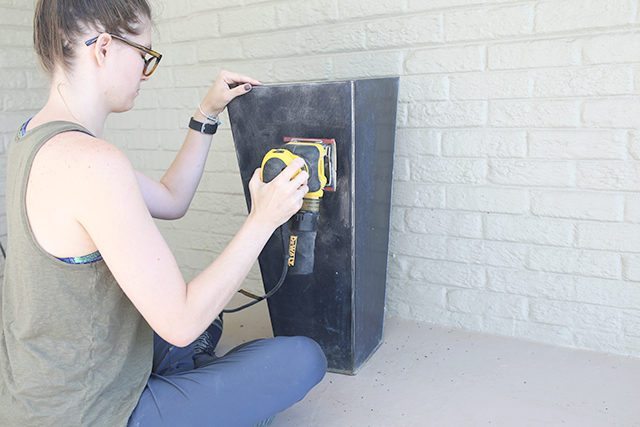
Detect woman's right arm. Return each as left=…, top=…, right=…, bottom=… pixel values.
left=72, top=137, right=308, bottom=347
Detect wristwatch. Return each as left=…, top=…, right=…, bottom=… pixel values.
left=189, top=117, right=218, bottom=135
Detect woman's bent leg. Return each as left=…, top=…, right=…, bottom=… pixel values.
left=128, top=336, right=327, bottom=427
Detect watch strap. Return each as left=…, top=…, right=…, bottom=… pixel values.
left=189, top=117, right=218, bottom=135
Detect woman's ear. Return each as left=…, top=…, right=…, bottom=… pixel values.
left=92, top=33, right=113, bottom=67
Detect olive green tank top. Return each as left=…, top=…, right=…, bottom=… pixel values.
left=0, top=121, right=153, bottom=426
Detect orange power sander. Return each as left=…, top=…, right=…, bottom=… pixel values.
left=260, top=137, right=337, bottom=275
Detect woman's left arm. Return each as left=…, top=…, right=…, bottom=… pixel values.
left=136, top=70, right=261, bottom=220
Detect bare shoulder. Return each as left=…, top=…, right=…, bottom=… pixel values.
left=45, top=131, right=129, bottom=168
left=38, top=132, right=138, bottom=212
left=42, top=132, right=133, bottom=185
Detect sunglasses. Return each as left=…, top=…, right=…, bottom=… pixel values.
left=85, top=33, right=162, bottom=77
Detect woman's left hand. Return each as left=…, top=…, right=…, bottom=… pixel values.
left=200, top=70, right=262, bottom=117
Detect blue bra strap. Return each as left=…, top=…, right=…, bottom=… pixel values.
left=56, top=250, right=103, bottom=265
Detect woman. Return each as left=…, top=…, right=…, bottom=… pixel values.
left=0, top=0, right=327, bottom=426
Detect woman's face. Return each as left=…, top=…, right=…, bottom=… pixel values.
left=103, top=19, right=153, bottom=113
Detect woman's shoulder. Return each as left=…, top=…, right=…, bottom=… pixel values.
left=35, top=131, right=135, bottom=200
left=44, top=131, right=132, bottom=173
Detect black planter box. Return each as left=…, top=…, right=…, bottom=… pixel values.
left=228, top=78, right=399, bottom=374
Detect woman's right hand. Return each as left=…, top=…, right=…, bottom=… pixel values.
left=247, top=158, right=309, bottom=230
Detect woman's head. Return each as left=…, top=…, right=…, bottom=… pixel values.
left=34, top=0, right=153, bottom=77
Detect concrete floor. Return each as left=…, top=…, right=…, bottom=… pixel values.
left=218, top=295, right=640, bottom=427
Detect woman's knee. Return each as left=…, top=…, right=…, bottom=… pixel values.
left=279, top=336, right=327, bottom=388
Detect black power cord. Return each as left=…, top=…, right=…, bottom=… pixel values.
left=222, top=225, right=289, bottom=314
left=0, top=240, right=5, bottom=260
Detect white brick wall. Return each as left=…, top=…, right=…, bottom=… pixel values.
left=1, top=0, right=640, bottom=358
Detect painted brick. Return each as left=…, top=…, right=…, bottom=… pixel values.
left=445, top=4, right=534, bottom=41
left=489, top=39, right=581, bottom=70
left=490, top=100, right=580, bottom=128
left=488, top=159, right=573, bottom=187
left=407, top=257, right=485, bottom=288
left=577, top=161, right=640, bottom=191
left=196, top=38, right=244, bottom=62
left=388, top=253, right=410, bottom=279
left=338, top=0, right=407, bottom=19
left=583, top=32, right=640, bottom=64
left=536, top=0, right=633, bottom=33
left=397, top=103, right=409, bottom=127
left=301, top=23, right=368, bottom=55
left=0, top=7, right=31, bottom=25
left=200, top=172, right=245, bottom=194
left=448, top=289, right=528, bottom=320
left=155, top=1, right=191, bottom=19
left=399, top=75, right=449, bottom=102
left=529, top=247, right=621, bottom=279
left=529, top=130, right=627, bottom=160
left=190, top=0, right=240, bottom=12
left=157, top=90, right=204, bottom=113
left=450, top=71, right=530, bottom=100
left=442, top=130, right=527, bottom=158
left=626, top=194, right=640, bottom=223
left=273, top=56, right=332, bottom=82
left=25, top=70, right=48, bottom=90
left=446, top=186, right=529, bottom=214
left=631, top=131, right=640, bottom=160
left=392, top=182, right=445, bottom=208
left=408, top=101, right=487, bottom=127
left=405, top=46, right=485, bottom=74
left=332, top=50, right=404, bottom=79
left=408, top=0, right=514, bottom=11
left=170, top=13, right=219, bottom=42
left=574, top=277, right=640, bottom=309
left=242, top=32, right=301, bottom=59
left=0, top=70, right=26, bottom=90
left=2, top=89, right=46, bottom=111
left=578, top=223, right=640, bottom=253
left=390, top=207, right=406, bottom=232
left=219, top=5, right=277, bottom=35
left=530, top=300, right=622, bottom=332
left=275, top=0, right=339, bottom=28
left=172, top=65, right=217, bottom=88
left=573, top=330, right=625, bottom=354
left=366, top=13, right=442, bottom=49
left=514, top=321, right=574, bottom=346
left=0, top=27, right=31, bottom=47
left=177, top=211, right=247, bottom=235
left=387, top=281, right=448, bottom=320
left=411, top=157, right=486, bottom=184
left=190, top=193, right=247, bottom=215
left=0, top=47, right=36, bottom=68
left=394, top=157, right=410, bottom=181
left=622, top=311, right=640, bottom=336
left=487, top=268, right=576, bottom=300
left=419, top=309, right=485, bottom=332
left=532, top=65, right=633, bottom=98
left=405, top=208, right=483, bottom=238
left=389, top=232, right=448, bottom=259
left=623, top=255, right=640, bottom=282
left=485, top=214, right=574, bottom=246
left=531, top=190, right=624, bottom=221
left=446, top=238, right=529, bottom=269
left=0, top=112, right=27, bottom=131
left=395, top=129, right=440, bottom=157
left=584, top=99, right=640, bottom=128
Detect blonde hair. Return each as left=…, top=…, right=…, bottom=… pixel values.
left=34, top=0, right=152, bottom=75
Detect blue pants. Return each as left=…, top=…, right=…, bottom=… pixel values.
left=128, top=331, right=327, bottom=426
